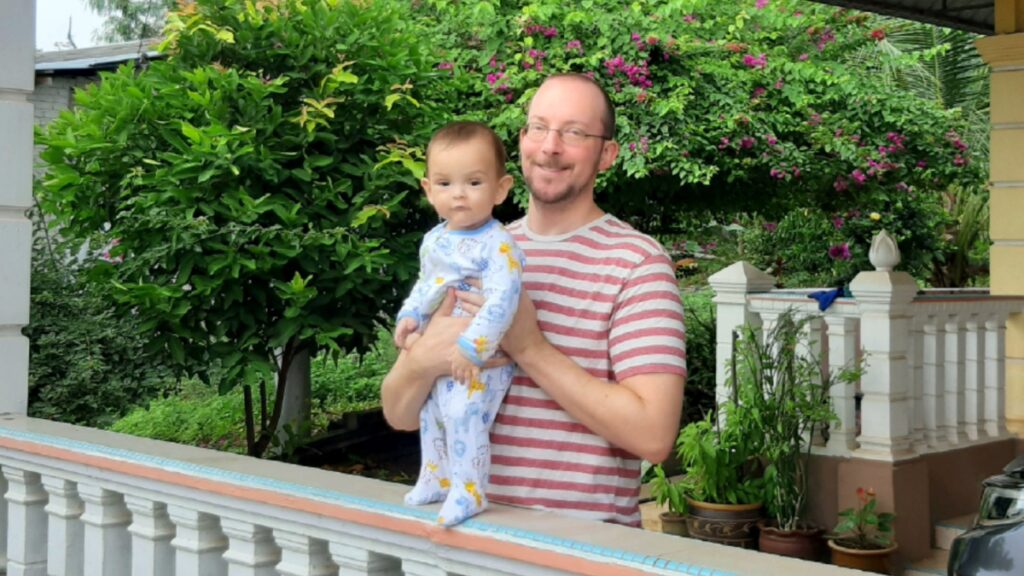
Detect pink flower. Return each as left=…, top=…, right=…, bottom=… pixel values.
left=436, top=62, right=453, bottom=70
left=763, top=222, right=778, bottom=233
left=829, top=243, right=852, bottom=261
left=798, top=53, right=809, bottom=61
left=683, top=14, right=698, bottom=23
left=851, top=169, right=867, bottom=185
left=544, top=26, right=558, bottom=38
left=751, top=86, right=767, bottom=99
left=871, top=28, right=886, bottom=41
left=953, top=155, right=967, bottom=166
left=834, top=177, right=849, bottom=192
left=718, top=137, right=731, bottom=149
left=774, top=78, right=785, bottom=89
left=486, top=72, right=504, bottom=85
left=832, top=216, right=845, bottom=229
left=896, top=182, right=910, bottom=192
left=765, top=134, right=778, bottom=146
left=755, top=0, right=769, bottom=9
left=769, top=167, right=785, bottom=179
left=743, top=53, right=768, bottom=69
left=807, top=113, right=822, bottom=126
left=566, top=40, right=583, bottom=54
left=740, top=136, right=756, bottom=149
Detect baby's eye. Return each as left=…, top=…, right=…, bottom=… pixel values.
left=470, top=180, right=483, bottom=186
left=437, top=180, right=451, bottom=187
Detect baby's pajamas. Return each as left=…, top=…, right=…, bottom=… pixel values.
left=396, top=219, right=525, bottom=526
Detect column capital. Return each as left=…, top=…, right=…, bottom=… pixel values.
left=708, top=261, right=775, bottom=301
left=977, top=32, right=1024, bottom=68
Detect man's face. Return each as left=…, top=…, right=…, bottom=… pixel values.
left=519, top=78, right=618, bottom=207
left=421, top=136, right=512, bottom=231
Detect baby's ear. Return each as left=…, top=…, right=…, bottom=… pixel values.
left=495, top=174, right=513, bottom=205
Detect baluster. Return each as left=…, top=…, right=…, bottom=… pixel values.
left=273, top=531, right=336, bottom=576
left=125, top=495, right=175, bottom=576
left=221, top=519, right=279, bottom=576
left=922, top=315, right=947, bottom=448
left=167, top=505, right=227, bottom=576
left=824, top=316, right=858, bottom=453
left=964, top=315, right=984, bottom=441
left=79, top=483, right=131, bottom=576
left=328, top=542, right=401, bottom=576
left=910, top=315, right=928, bottom=452
left=401, top=559, right=452, bottom=576
left=3, top=468, right=47, bottom=576
left=42, top=476, right=83, bottom=576
left=944, top=314, right=966, bottom=444
left=0, top=470, right=9, bottom=570
left=985, top=314, right=1008, bottom=438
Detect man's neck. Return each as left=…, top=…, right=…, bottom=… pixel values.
left=526, top=198, right=605, bottom=236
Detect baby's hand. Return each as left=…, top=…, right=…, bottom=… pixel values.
left=450, top=350, right=481, bottom=386
left=394, top=317, right=419, bottom=349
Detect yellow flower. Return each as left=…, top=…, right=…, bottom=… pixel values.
left=869, top=212, right=881, bottom=221
left=499, top=242, right=521, bottom=271
left=434, top=276, right=445, bottom=285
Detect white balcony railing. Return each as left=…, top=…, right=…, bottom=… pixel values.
left=709, top=256, right=1024, bottom=462
left=0, top=415, right=865, bottom=576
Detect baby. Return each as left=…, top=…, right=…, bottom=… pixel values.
left=394, top=121, right=525, bottom=526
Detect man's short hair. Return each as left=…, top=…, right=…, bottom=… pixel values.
left=539, top=74, right=616, bottom=140
left=426, top=121, right=507, bottom=175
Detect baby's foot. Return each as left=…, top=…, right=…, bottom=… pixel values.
left=403, top=471, right=449, bottom=506
left=436, top=480, right=486, bottom=527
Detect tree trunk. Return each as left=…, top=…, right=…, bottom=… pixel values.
left=274, top=347, right=311, bottom=451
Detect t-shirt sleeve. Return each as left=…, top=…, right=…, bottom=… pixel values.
left=608, top=251, right=687, bottom=382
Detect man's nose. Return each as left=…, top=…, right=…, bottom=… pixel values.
left=540, top=129, right=564, bottom=154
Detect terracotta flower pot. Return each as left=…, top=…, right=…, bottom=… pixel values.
left=828, top=539, right=898, bottom=574
left=659, top=511, right=689, bottom=537
left=685, top=499, right=763, bottom=549
left=757, top=521, right=824, bottom=561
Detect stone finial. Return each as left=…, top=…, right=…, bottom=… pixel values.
left=869, top=230, right=901, bottom=272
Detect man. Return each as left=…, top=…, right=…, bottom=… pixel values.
left=381, top=74, right=686, bottom=526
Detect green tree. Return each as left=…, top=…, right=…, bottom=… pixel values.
left=37, top=0, right=442, bottom=456
left=85, top=0, right=177, bottom=43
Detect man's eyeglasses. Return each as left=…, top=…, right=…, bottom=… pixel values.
left=522, top=122, right=610, bottom=146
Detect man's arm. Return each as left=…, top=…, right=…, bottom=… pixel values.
left=499, top=294, right=685, bottom=463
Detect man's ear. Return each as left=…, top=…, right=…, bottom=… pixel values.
left=598, top=140, right=620, bottom=173
left=494, top=174, right=513, bottom=205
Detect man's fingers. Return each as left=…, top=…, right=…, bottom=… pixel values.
left=436, top=288, right=457, bottom=317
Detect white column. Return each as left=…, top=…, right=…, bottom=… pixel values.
left=708, top=262, right=776, bottom=408
left=922, top=316, right=947, bottom=448
left=824, top=316, right=859, bottom=453
left=964, top=315, right=984, bottom=441
left=221, top=519, right=279, bottom=576
left=985, top=314, right=1008, bottom=438
left=0, top=0, right=35, bottom=415
left=42, top=477, right=84, bottom=576
left=910, top=316, right=928, bottom=452
left=125, top=495, right=175, bottom=576
left=944, top=314, right=966, bottom=445
left=328, top=543, right=401, bottom=576
left=3, top=469, right=47, bottom=576
left=273, top=531, right=336, bottom=576
left=0, top=471, right=8, bottom=570
left=167, top=505, right=227, bottom=576
left=849, top=233, right=918, bottom=460
left=79, top=483, right=131, bottom=576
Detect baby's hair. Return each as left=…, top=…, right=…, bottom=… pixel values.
left=426, top=121, right=507, bottom=176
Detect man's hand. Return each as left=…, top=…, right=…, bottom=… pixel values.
left=393, top=317, right=419, bottom=349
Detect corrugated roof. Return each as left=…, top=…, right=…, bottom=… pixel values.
left=35, top=39, right=163, bottom=75
left=812, top=0, right=992, bottom=34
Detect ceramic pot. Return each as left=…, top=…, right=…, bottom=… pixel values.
left=685, top=499, right=763, bottom=549
left=757, top=521, right=824, bottom=560
left=659, top=511, right=689, bottom=536
left=828, top=539, right=898, bottom=574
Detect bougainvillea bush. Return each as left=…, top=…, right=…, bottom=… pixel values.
left=416, top=0, right=985, bottom=277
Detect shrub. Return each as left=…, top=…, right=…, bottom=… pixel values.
left=681, top=289, right=716, bottom=424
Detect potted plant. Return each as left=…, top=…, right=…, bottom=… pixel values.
left=737, top=312, right=862, bottom=560
left=675, top=369, right=767, bottom=549
left=827, top=487, right=898, bottom=573
left=649, top=464, right=688, bottom=536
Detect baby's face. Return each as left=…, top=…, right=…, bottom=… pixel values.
left=422, top=136, right=512, bottom=231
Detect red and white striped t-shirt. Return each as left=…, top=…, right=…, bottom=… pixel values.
left=488, top=214, right=687, bottom=526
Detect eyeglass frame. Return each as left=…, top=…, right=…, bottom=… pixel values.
left=521, top=122, right=611, bottom=146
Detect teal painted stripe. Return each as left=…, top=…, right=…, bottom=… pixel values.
left=0, top=427, right=736, bottom=576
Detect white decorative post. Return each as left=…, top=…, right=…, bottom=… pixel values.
left=79, top=483, right=131, bottom=576
left=125, top=495, right=175, bottom=576
left=849, top=231, right=918, bottom=460
left=221, top=519, right=279, bottom=576
left=42, top=476, right=84, bottom=576
left=824, top=316, right=859, bottom=453
left=3, top=469, right=47, bottom=576
left=0, top=0, right=34, bottom=416
left=273, top=531, right=336, bottom=576
left=910, top=316, right=928, bottom=452
left=964, top=315, right=984, bottom=441
left=708, top=262, right=776, bottom=408
left=922, top=316, right=947, bottom=448
left=0, top=471, right=8, bottom=570
left=985, top=314, right=1008, bottom=438
left=167, top=506, right=227, bottom=576
left=328, top=542, right=401, bottom=576
left=944, top=314, right=966, bottom=445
